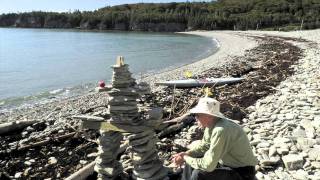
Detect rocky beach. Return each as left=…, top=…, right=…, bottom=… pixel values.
left=0, top=29, right=319, bottom=179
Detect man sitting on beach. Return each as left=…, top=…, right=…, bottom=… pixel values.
left=171, top=97, right=258, bottom=180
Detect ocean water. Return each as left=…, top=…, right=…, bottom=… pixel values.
left=0, top=28, right=217, bottom=109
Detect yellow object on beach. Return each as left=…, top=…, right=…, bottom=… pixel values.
left=184, top=71, right=193, bottom=78
left=100, top=122, right=126, bottom=132
left=203, top=87, right=213, bottom=97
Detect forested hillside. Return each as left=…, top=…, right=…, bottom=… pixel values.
left=1, top=0, right=319, bottom=31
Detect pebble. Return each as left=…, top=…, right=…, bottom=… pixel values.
left=24, top=161, right=32, bottom=166
left=14, top=172, right=23, bottom=178
left=79, top=160, right=87, bottom=165
left=311, top=161, right=320, bottom=169
left=308, top=148, right=320, bottom=161
left=48, top=157, right=57, bottom=165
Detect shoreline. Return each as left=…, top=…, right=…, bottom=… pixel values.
left=0, top=31, right=257, bottom=117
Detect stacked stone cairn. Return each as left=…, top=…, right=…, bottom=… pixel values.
left=95, top=56, right=168, bottom=180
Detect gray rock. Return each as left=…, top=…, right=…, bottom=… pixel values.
left=311, top=161, right=320, bottom=169
left=292, top=169, right=309, bottom=180
left=308, top=148, right=320, bottom=161
left=276, top=147, right=289, bottom=155
left=268, top=145, right=277, bottom=157
left=285, top=113, right=295, bottom=120
left=173, top=139, right=190, bottom=149
left=261, top=156, right=280, bottom=166
left=282, top=154, right=304, bottom=170
left=296, top=137, right=317, bottom=150
left=292, top=127, right=307, bottom=138
left=274, top=170, right=291, bottom=179
left=273, top=137, right=291, bottom=147
left=94, top=161, right=122, bottom=177
left=257, top=141, right=270, bottom=148
left=132, top=150, right=157, bottom=164
left=133, top=164, right=162, bottom=179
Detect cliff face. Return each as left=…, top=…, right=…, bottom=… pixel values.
left=43, top=16, right=72, bottom=28
left=14, top=16, right=43, bottom=28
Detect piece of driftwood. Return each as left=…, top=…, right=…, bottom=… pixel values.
left=158, top=115, right=195, bottom=138
left=162, top=113, right=190, bottom=124
left=158, top=123, right=185, bottom=138
left=72, top=115, right=105, bottom=121
left=18, top=132, right=76, bottom=151
left=65, top=161, right=95, bottom=180
left=0, top=120, right=37, bottom=135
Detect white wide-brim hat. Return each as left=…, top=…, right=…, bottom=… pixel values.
left=189, top=97, right=225, bottom=119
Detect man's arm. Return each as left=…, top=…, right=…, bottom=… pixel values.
left=184, top=129, right=229, bottom=172
left=186, top=128, right=210, bottom=157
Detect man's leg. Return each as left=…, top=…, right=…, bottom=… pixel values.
left=181, top=164, right=200, bottom=180
left=182, top=164, right=242, bottom=180
left=198, top=167, right=243, bottom=180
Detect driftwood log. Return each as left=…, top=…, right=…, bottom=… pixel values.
left=18, top=132, right=76, bottom=151
left=0, top=120, right=36, bottom=135
left=65, top=161, right=95, bottom=180
left=158, top=114, right=194, bottom=138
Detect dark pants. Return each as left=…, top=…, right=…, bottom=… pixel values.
left=181, top=164, right=256, bottom=180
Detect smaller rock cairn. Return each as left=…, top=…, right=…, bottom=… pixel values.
left=81, top=57, right=168, bottom=180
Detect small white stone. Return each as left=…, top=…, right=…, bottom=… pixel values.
left=14, top=172, right=23, bottom=178
left=255, top=172, right=264, bottom=180
left=257, top=141, right=270, bottom=148
left=80, top=160, right=87, bottom=165
left=48, top=157, right=57, bottom=165
left=24, top=161, right=32, bottom=166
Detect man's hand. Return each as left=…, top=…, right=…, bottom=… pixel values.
left=170, top=152, right=188, bottom=167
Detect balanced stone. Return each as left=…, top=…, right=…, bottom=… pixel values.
left=133, top=164, right=163, bottom=179
left=127, top=130, right=154, bottom=141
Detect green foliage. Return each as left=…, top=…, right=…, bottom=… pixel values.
left=0, top=0, right=320, bottom=31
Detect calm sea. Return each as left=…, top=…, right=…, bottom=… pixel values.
left=0, top=28, right=217, bottom=109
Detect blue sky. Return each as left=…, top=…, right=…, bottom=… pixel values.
left=0, top=0, right=212, bottom=14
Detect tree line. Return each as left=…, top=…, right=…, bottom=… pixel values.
left=0, top=0, right=319, bottom=31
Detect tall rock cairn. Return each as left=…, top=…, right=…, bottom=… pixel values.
left=95, top=56, right=168, bottom=180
